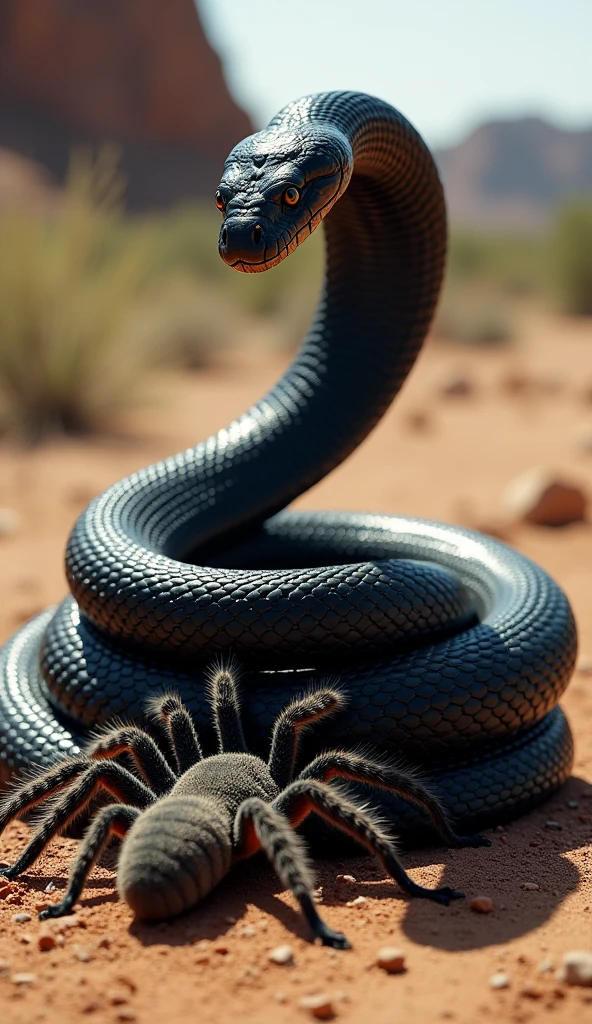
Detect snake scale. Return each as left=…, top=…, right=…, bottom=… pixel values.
left=0, top=92, right=577, bottom=843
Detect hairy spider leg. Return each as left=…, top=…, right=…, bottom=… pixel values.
left=299, top=751, right=491, bottom=849
left=0, top=761, right=154, bottom=879
left=233, top=797, right=350, bottom=949
left=86, top=724, right=177, bottom=796
left=205, top=658, right=249, bottom=753
left=39, top=804, right=140, bottom=920
left=273, top=779, right=465, bottom=906
left=267, top=688, right=345, bottom=789
left=146, top=693, right=203, bottom=774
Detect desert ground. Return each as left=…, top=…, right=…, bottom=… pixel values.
left=0, top=306, right=592, bottom=1023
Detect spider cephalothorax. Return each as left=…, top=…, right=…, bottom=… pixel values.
left=0, top=661, right=489, bottom=948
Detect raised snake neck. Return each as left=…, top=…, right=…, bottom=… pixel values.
left=0, top=93, right=576, bottom=841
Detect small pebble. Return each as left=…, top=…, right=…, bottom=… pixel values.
left=116, top=975, right=137, bottom=993
left=44, top=881, right=57, bottom=893
left=38, top=931, right=57, bottom=952
left=577, top=656, right=592, bottom=676
left=469, top=896, right=494, bottom=914
left=12, top=912, right=31, bottom=923
left=336, top=874, right=356, bottom=884
left=115, top=1013, right=136, bottom=1023
left=376, top=947, right=406, bottom=973
left=298, top=993, right=334, bottom=1020
left=405, top=410, right=432, bottom=432
left=214, top=944, right=229, bottom=955
left=0, top=959, right=10, bottom=977
left=12, top=972, right=37, bottom=985
left=568, top=800, right=580, bottom=809
left=503, top=469, right=587, bottom=527
left=346, top=895, right=367, bottom=907
left=545, top=821, right=562, bottom=830
left=60, top=916, right=84, bottom=929
left=74, top=946, right=93, bottom=962
left=538, top=957, right=554, bottom=974
left=81, top=1001, right=100, bottom=1014
left=557, top=950, right=592, bottom=986
left=108, top=990, right=129, bottom=1006
left=489, top=972, right=511, bottom=990
left=97, top=936, right=112, bottom=949
left=240, top=924, right=257, bottom=938
left=520, top=982, right=542, bottom=999
left=274, top=990, right=287, bottom=1003
left=19, top=932, right=33, bottom=944
left=522, top=883, right=540, bottom=891
left=438, top=373, right=475, bottom=399
left=268, top=944, right=294, bottom=966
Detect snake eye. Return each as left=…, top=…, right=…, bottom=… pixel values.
left=283, top=186, right=300, bottom=206
left=215, top=190, right=225, bottom=212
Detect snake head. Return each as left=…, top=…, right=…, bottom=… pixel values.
left=216, top=121, right=353, bottom=273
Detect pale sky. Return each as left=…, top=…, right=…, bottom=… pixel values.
left=199, top=0, right=591, bottom=148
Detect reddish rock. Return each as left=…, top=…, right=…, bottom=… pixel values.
left=503, top=468, right=588, bottom=527
left=0, top=0, right=253, bottom=208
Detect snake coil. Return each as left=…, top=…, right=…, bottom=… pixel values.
left=0, top=92, right=576, bottom=841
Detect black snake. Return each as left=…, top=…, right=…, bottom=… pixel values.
left=0, top=92, right=576, bottom=842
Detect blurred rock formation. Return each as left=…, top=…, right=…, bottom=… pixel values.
left=435, top=117, right=592, bottom=231
left=0, top=0, right=253, bottom=210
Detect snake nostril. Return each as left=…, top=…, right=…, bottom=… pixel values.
left=252, top=225, right=262, bottom=245
left=221, top=227, right=228, bottom=246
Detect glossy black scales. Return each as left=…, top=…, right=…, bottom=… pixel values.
left=0, top=91, right=577, bottom=842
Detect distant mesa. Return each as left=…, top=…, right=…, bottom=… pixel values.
left=0, top=2, right=589, bottom=225
left=0, top=0, right=253, bottom=210
left=435, top=117, right=592, bottom=231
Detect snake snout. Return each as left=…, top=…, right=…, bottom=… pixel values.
left=219, top=216, right=266, bottom=266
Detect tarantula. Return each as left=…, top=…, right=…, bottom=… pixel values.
left=0, top=663, right=490, bottom=948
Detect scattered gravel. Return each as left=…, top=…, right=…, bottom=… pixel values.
left=268, top=945, right=294, bottom=966
left=376, top=947, right=406, bottom=974
left=557, top=950, right=592, bottom=986
left=298, top=993, right=334, bottom=1019
left=469, top=896, right=494, bottom=913
left=489, top=972, right=511, bottom=990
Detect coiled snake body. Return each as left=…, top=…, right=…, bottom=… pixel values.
left=0, top=92, right=576, bottom=841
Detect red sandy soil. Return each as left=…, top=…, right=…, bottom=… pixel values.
left=0, top=307, right=592, bottom=1024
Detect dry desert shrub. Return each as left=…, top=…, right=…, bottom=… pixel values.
left=0, top=150, right=154, bottom=440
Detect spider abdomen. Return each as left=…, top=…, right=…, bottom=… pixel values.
left=117, top=794, right=232, bottom=920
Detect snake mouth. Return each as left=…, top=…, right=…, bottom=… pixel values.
left=220, top=220, right=303, bottom=274
left=218, top=174, right=344, bottom=274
